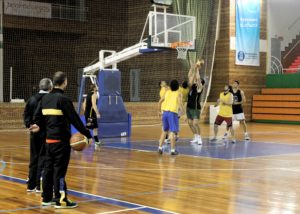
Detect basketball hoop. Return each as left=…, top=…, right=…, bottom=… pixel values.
left=171, top=41, right=192, bottom=60
left=176, top=46, right=189, bottom=59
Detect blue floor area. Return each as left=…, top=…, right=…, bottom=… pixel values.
left=99, top=138, right=300, bottom=160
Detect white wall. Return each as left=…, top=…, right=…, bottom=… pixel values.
left=268, top=0, right=300, bottom=51
left=267, top=0, right=300, bottom=73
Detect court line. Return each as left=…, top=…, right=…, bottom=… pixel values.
left=67, top=167, right=300, bottom=172
left=2, top=160, right=300, bottom=172
left=230, top=152, right=300, bottom=160
left=0, top=174, right=178, bottom=214
left=103, top=144, right=300, bottom=161
left=132, top=123, right=190, bottom=128
left=97, top=206, right=146, bottom=214
left=0, top=145, right=29, bottom=150
left=0, top=161, right=28, bottom=165
left=0, top=205, right=43, bottom=213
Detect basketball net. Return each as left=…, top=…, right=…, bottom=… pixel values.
left=171, top=41, right=192, bottom=60
left=176, top=46, right=188, bottom=59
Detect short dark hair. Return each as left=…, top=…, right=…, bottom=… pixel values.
left=170, top=79, right=179, bottom=91
left=234, top=80, right=240, bottom=85
left=201, top=78, right=205, bottom=85
left=53, top=71, right=66, bottom=86
left=89, top=84, right=97, bottom=91
left=182, top=81, right=188, bottom=89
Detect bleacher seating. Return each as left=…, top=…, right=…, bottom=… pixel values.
left=252, top=88, right=300, bottom=124
left=286, top=56, right=300, bottom=73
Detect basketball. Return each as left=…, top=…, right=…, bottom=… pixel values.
left=196, top=59, right=204, bottom=66
left=70, top=133, right=88, bottom=151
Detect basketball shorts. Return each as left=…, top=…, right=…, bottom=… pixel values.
left=233, top=113, right=245, bottom=121
left=186, top=108, right=200, bottom=120
left=214, top=115, right=232, bottom=127
left=162, top=111, right=179, bottom=133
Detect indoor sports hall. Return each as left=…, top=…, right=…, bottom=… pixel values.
left=0, top=0, right=300, bottom=213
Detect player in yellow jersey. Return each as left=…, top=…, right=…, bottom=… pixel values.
left=158, top=80, right=184, bottom=155
left=179, top=81, right=189, bottom=104
left=213, top=85, right=236, bottom=143
left=159, top=81, right=169, bottom=101
left=159, top=81, right=170, bottom=143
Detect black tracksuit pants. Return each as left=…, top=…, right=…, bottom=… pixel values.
left=27, top=132, right=46, bottom=189
left=42, top=141, right=71, bottom=202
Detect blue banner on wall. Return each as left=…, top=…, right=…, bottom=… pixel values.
left=236, top=0, right=260, bottom=66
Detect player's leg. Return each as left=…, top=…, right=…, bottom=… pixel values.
left=192, top=118, right=202, bottom=145
left=169, top=112, right=179, bottom=155
left=41, top=144, right=54, bottom=205
left=27, top=133, right=40, bottom=191
left=187, top=108, right=197, bottom=143
left=237, top=113, right=250, bottom=140
left=213, top=115, right=223, bottom=140
left=52, top=143, right=77, bottom=208
left=213, top=124, right=219, bottom=140
left=222, top=126, right=230, bottom=139
left=158, top=111, right=169, bottom=154
left=36, top=136, right=46, bottom=193
left=226, top=117, right=236, bottom=143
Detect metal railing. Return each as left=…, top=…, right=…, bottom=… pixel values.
left=271, top=56, right=283, bottom=74
left=51, top=4, right=88, bottom=22
left=283, top=39, right=300, bottom=59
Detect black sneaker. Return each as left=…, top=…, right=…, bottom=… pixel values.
left=171, top=150, right=179, bottom=156
left=26, top=187, right=36, bottom=192
left=42, top=200, right=56, bottom=206
left=36, top=186, right=42, bottom=193
left=95, top=140, right=103, bottom=146
left=158, top=148, right=163, bottom=155
left=55, top=198, right=78, bottom=209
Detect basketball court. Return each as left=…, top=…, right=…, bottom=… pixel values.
left=1, top=123, right=300, bottom=213
left=1, top=0, right=300, bottom=213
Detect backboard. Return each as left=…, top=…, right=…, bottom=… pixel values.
left=148, top=10, right=196, bottom=50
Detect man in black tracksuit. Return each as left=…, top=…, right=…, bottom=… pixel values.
left=23, top=78, right=53, bottom=192
left=32, top=71, right=92, bottom=209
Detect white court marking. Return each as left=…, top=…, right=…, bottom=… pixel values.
left=97, top=206, right=146, bottom=214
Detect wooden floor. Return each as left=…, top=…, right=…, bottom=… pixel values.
left=1, top=122, right=300, bottom=213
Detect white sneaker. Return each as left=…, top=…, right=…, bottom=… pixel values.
left=244, top=133, right=250, bottom=141
left=190, top=135, right=198, bottom=143
left=197, top=137, right=203, bottom=145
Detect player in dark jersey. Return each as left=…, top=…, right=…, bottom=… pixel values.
left=223, top=80, right=250, bottom=140
left=83, top=84, right=102, bottom=145
left=187, top=59, right=204, bottom=145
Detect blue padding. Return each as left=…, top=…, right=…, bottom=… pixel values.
left=139, top=48, right=164, bottom=54
left=98, top=96, right=128, bottom=122
left=98, top=122, right=130, bottom=138
left=98, top=70, right=121, bottom=96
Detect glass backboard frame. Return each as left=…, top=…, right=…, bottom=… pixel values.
left=147, top=11, right=196, bottom=51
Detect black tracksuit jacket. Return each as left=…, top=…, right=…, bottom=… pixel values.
left=34, top=88, right=92, bottom=141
